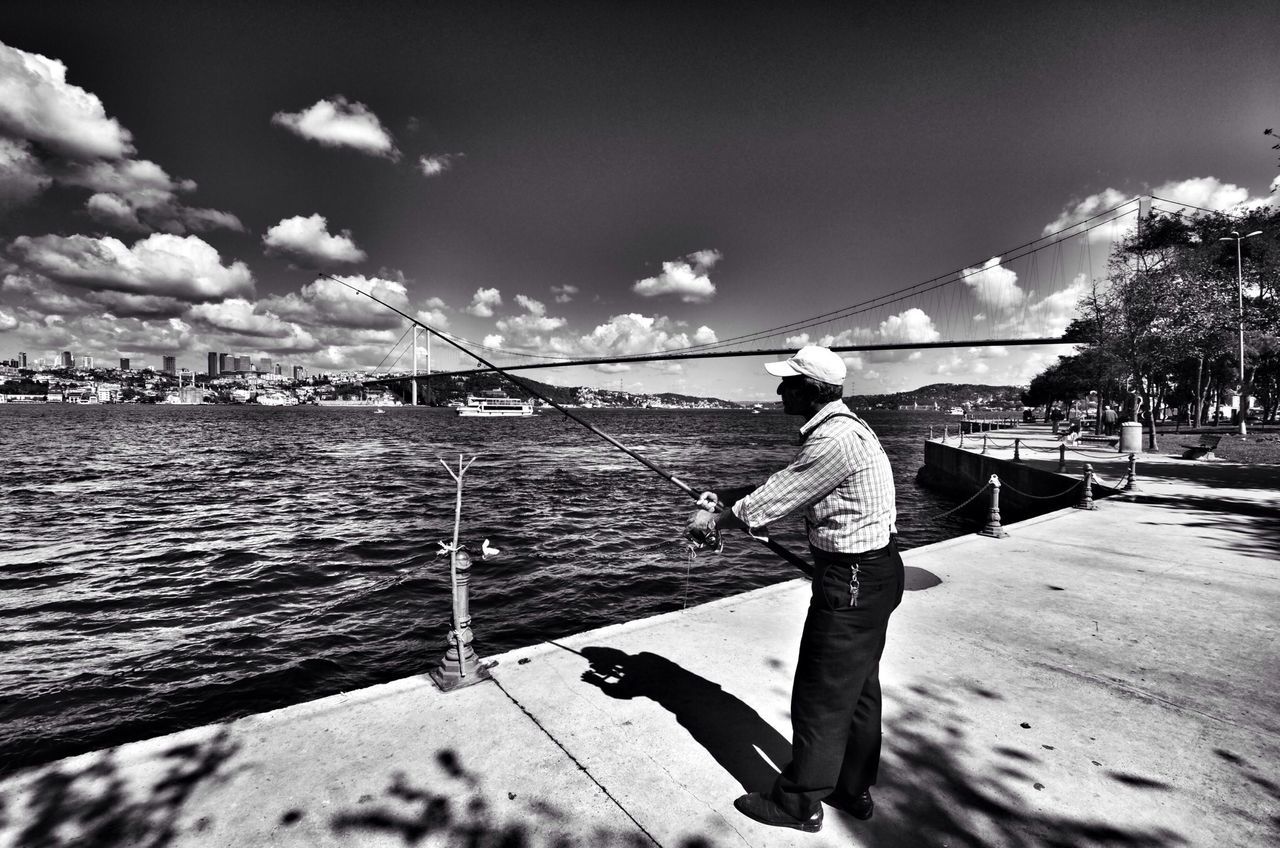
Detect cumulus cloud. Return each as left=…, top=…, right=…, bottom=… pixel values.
left=417, top=154, right=458, bottom=177
left=482, top=334, right=503, bottom=349
left=551, top=284, right=578, bottom=303
left=260, top=275, right=408, bottom=330
left=0, top=42, right=134, bottom=159
left=9, top=232, right=254, bottom=302
left=574, top=314, right=714, bottom=358
left=962, top=257, right=1025, bottom=312
left=60, top=158, right=245, bottom=234
left=415, top=296, right=449, bottom=330
left=632, top=249, right=721, bottom=303
left=272, top=96, right=399, bottom=159
left=495, top=294, right=566, bottom=339
left=263, top=214, right=366, bottom=268
left=1044, top=177, right=1275, bottom=240
left=466, top=287, right=502, bottom=317
left=0, top=138, right=52, bottom=209
left=0, top=308, right=17, bottom=331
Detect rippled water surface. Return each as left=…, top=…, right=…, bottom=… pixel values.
left=0, top=404, right=975, bottom=773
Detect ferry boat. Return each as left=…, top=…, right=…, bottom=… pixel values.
left=949, top=406, right=964, bottom=416
left=456, top=392, right=535, bottom=417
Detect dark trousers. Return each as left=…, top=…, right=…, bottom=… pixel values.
left=770, top=538, right=905, bottom=819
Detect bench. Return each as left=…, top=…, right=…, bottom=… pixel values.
left=1181, top=433, right=1222, bottom=460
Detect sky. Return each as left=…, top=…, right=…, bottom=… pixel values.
left=1, top=0, right=1277, bottom=401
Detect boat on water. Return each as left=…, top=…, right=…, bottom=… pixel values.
left=373, top=408, right=386, bottom=414
left=949, top=406, right=964, bottom=416
left=456, top=392, right=535, bottom=417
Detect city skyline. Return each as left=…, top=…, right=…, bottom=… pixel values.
left=2, top=3, right=1278, bottom=399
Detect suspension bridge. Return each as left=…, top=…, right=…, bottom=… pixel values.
left=357, top=195, right=1196, bottom=389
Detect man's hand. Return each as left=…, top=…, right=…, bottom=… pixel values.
left=695, top=491, right=721, bottom=511
left=686, top=509, right=721, bottom=549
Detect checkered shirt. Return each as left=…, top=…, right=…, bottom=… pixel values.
left=732, top=400, right=898, bottom=554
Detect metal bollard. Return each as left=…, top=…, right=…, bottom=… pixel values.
left=1057, top=443, right=1067, bottom=473
left=929, top=425, right=934, bottom=440
left=430, top=454, right=492, bottom=692
left=978, top=474, right=1009, bottom=538
left=982, top=433, right=988, bottom=454
left=1075, top=464, right=1096, bottom=510
left=1013, top=438, right=1023, bottom=462
left=1125, top=453, right=1138, bottom=492
left=943, top=425, right=949, bottom=441
left=960, top=428, right=965, bottom=447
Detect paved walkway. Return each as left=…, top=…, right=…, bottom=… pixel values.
left=1, top=427, right=1277, bottom=847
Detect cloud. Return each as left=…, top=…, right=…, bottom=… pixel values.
left=0, top=42, right=134, bottom=159
left=9, top=232, right=254, bottom=302
left=962, top=257, right=1025, bottom=312
left=1044, top=177, right=1275, bottom=240
left=272, top=96, right=398, bottom=159
left=263, top=214, right=366, bottom=268
left=62, top=158, right=244, bottom=234
left=632, top=249, right=721, bottom=303
left=415, top=296, right=449, bottom=330
left=496, top=294, right=566, bottom=338
left=0, top=308, right=17, bottom=331
left=551, top=284, right=578, bottom=303
left=466, top=287, right=502, bottom=317
left=482, top=334, right=503, bottom=349
left=573, top=313, right=715, bottom=358
left=0, top=138, right=52, bottom=209
left=417, top=154, right=457, bottom=177
left=260, top=275, right=409, bottom=330
left=594, top=363, right=631, bottom=374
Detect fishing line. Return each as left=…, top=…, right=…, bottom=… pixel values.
left=318, top=273, right=815, bottom=578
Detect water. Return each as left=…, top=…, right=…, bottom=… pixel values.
left=0, top=404, right=975, bottom=775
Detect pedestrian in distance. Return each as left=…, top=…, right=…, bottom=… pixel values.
left=1102, top=405, right=1118, bottom=436
left=686, top=345, right=903, bottom=833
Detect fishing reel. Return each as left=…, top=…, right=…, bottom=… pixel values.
left=685, top=509, right=724, bottom=554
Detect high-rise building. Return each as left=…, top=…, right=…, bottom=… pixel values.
left=162, top=356, right=177, bottom=375
left=292, top=365, right=306, bottom=380
left=81, top=355, right=93, bottom=368
left=232, top=355, right=243, bottom=372
left=208, top=352, right=218, bottom=377
left=119, top=358, right=131, bottom=371
left=259, top=357, right=272, bottom=373
left=18, top=352, right=26, bottom=369
left=218, top=353, right=229, bottom=373
left=274, top=363, right=283, bottom=376
left=61, top=351, right=72, bottom=368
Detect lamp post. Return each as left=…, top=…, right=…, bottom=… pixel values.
left=1218, top=230, right=1263, bottom=436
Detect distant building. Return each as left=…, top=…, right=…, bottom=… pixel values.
left=259, top=357, right=272, bottom=373
left=292, top=365, right=306, bottom=380
left=81, top=356, right=93, bottom=368
left=119, top=357, right=131, bottom=371
left=19, top=352, right=26, bottom=369
left=274, top=363, right=283, bottom=376
left=208, top=351, right=218, bottom=376
left=61, top=351, right=72, bottom=368
left=162, top=356, right=177, bottom=375
left=232, top=356, right=243, bottom=372
left=218, top=353, right=229, bottom=373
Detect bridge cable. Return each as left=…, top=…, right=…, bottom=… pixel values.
left=318, top=273, right=817, bottom=580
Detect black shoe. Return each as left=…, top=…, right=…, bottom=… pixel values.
left=733, top=793, right=823, bottom=832
left=826, top=788, right=874, bottom=820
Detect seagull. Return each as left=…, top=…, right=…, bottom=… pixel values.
left=481, top=539, right=500, bottom=559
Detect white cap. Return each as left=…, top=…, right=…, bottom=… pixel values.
left=764, top=345, right=846, bottom=386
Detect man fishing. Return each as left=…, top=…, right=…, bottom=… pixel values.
left=687, top=344, right=903, bottom=833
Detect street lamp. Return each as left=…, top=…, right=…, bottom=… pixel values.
left=1218, top=229, right=1263, bottom=436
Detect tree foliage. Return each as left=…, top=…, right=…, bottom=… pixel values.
left=1027, top=203, right=1280, bottom=444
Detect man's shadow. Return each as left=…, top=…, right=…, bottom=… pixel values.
left=570, top=644, right=791, bottom=793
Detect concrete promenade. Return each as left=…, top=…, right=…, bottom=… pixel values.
left=1, top=426, right=1277, bottom=847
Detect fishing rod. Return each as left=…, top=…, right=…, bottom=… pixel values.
left=318, top=273, right=815, bottom=579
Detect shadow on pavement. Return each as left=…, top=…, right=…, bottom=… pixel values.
left=1129, top=458, right=1280, bottom=491
left=330, top=751, right=709, bottom=848
left=578, top=646, right=791, bottom=794
left=565, top=649, right=1191, bottom=847
left=864, top=683, right=1187, bottom=848
left=1127, top=492, right=1280, bottom=563
left=0, top=728, right=240, bottom=848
